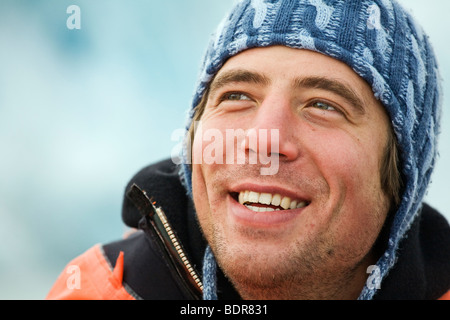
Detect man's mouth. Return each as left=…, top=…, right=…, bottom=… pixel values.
left=235, top=190, right=309, bottom=213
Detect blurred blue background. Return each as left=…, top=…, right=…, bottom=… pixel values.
left=0, top=0, right=448, bottom=299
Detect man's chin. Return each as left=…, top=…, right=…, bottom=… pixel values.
left=214, top=244, right=308, bottom=299
left=213, top=233, right=305, bottom=280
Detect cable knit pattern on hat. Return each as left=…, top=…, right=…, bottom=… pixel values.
left=179, top=0, right=442, bottom=300
left=202, top=245, right=218, bottom=300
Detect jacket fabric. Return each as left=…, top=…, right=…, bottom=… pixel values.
left=47, top=159, right=450, bottom=300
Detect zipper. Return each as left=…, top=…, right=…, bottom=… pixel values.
left=126, top=183, right=203, bottom=299
left=153, top=203, right=204, bottom=291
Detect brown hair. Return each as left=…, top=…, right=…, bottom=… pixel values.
left=380, top=125, right=402, bottom=207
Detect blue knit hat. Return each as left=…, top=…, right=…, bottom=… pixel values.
left=180, top=0, right=442, bottom=300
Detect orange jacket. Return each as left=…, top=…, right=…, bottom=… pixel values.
left=47, top=245, right=135, bottom=300
left=47, top=241, right=450, bottom=300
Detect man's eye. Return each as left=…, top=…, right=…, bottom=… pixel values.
left=311, top=101, right=337, bottom=111
left=221, top=92, right=252, bottom=101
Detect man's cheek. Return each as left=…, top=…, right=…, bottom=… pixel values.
left=191, top=165, right=208, bottom=219
left=192, top=121, right=226, bottom=165
left=191, top=163, right=218, bottom=243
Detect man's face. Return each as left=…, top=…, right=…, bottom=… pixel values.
left=191, top=46, right=391, bottom=299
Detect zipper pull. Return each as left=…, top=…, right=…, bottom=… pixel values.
left=126, top=183, right=203, bottom=299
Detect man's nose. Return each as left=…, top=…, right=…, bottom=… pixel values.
left=242, top=95, right=300, bottom=162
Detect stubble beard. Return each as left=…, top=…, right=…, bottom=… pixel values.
left=199, top=168, right=343, bottom=300
left=209, top=221, right=349, bottom=300
left=194, top=165, right=384, bottom=300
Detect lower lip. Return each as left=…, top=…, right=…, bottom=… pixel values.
left=227, top=194, right=305, bottom=228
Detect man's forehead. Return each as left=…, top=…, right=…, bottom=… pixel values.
left=213, top=47, right=369, bottom=86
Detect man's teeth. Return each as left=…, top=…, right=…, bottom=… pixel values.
left=238, top=190, right=308, bottom=212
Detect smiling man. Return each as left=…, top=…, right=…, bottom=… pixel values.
left=47, top=0, right=450, bottom=300
left=191, top=46, right=392, bottom=300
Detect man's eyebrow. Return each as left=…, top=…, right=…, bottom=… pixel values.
left=294, top=76, right=366, bottom=115
left=209, top=70, right=366, bottom=114
left=209, top=69, right=271, bottom=96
